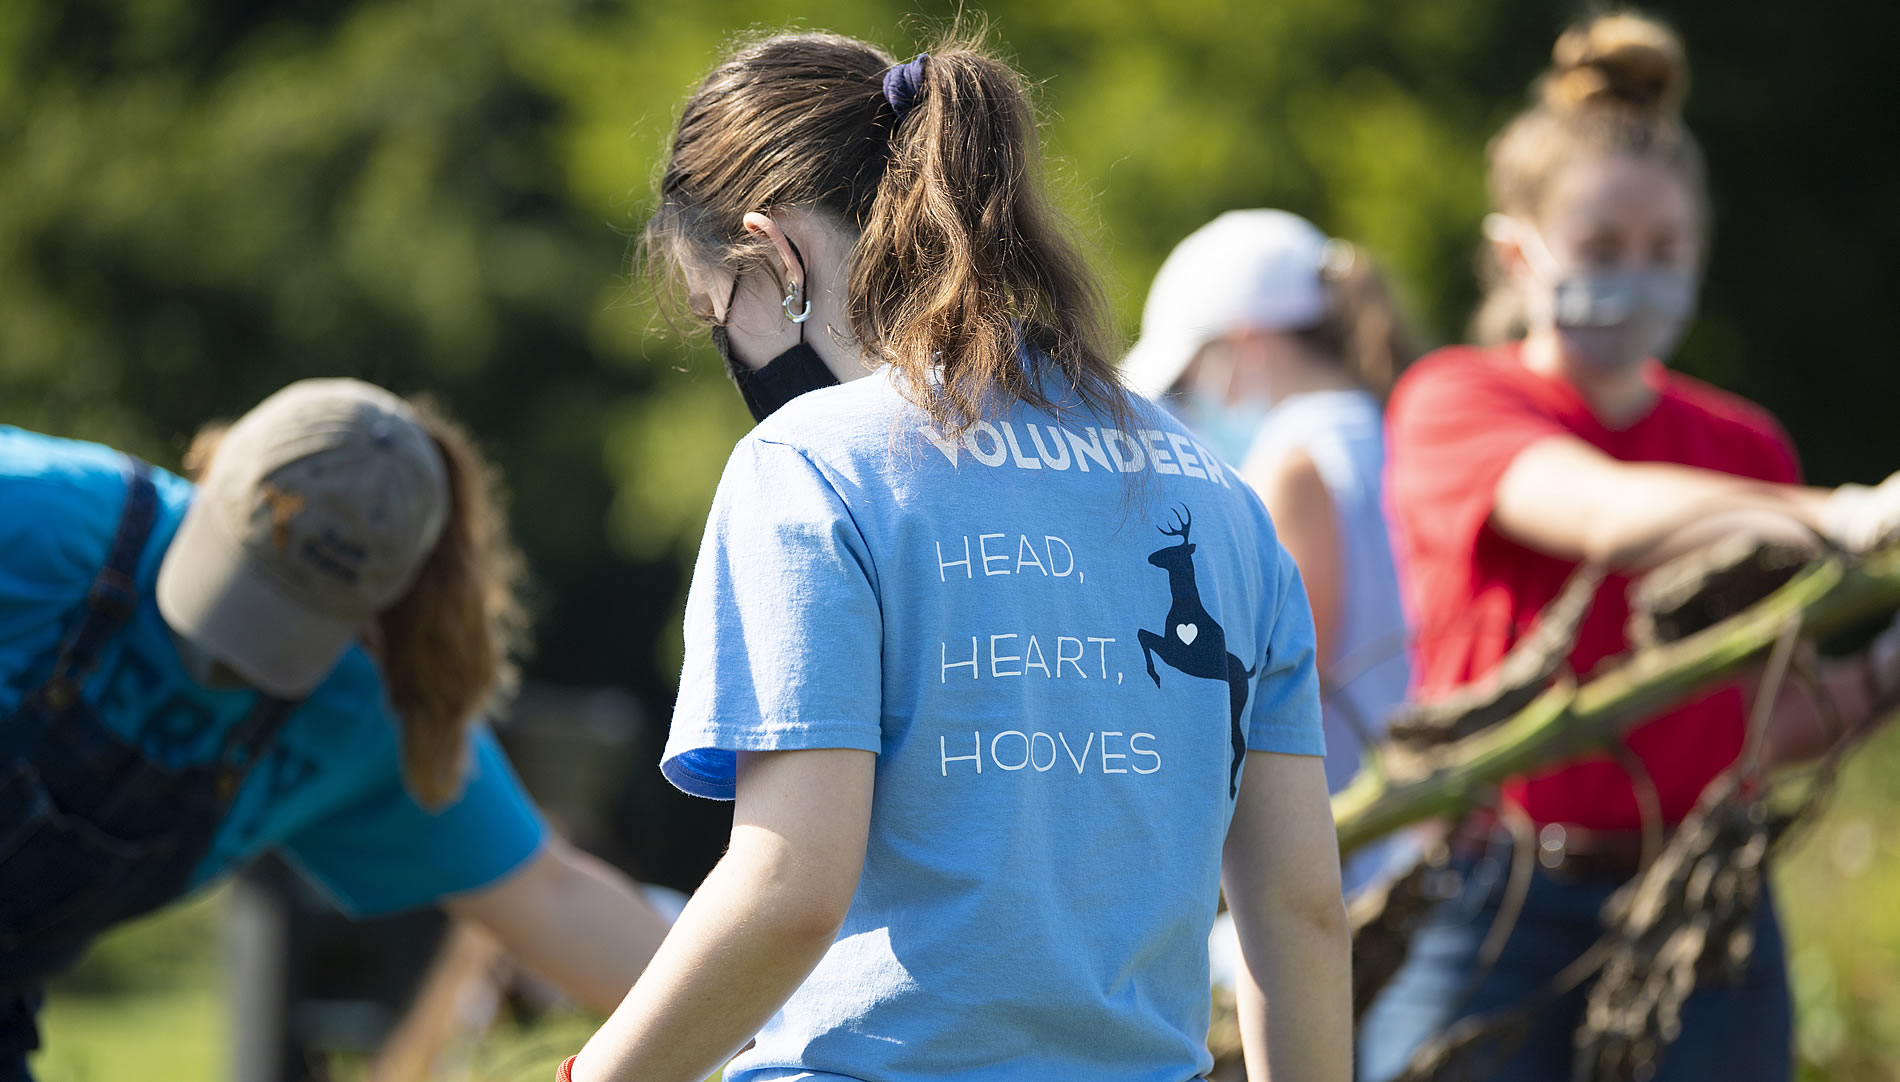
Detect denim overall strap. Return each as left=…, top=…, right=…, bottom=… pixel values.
left=29, top=458, right=157, bottom=717
left=0, top=456, right=306, bottom=1081
left=0, top=457, right=160, bottom=1076
left=213, top=692, right=299, bottom=801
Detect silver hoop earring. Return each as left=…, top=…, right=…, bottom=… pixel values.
left=783, top=281, right=812, bottom=324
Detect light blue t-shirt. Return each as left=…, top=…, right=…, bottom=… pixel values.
left=1241, top=390, right=1415, bottom=895
left=663, top=362, right=1324, bottom=1082
left=0, top=427, right=546, bottom=915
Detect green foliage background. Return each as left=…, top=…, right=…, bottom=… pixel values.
left=6, top=0, right=1900, bottom=1076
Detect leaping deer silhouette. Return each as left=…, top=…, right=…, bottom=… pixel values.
left=1137, top=506, right=1252, bottom=799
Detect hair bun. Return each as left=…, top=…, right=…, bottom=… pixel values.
left=1544, top=12, right=1688, bottom=117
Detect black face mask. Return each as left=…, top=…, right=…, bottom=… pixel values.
left=713, top=329, right=839, bottom=424
left=713, top=237, right=840, bottom=424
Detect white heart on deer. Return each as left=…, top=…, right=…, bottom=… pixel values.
left=1175, top=623, right=1198, bottom=645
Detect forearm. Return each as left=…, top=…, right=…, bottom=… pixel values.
left=1586, top=470, right=1824, bottom=569
left=1222, top=751, right=1352, bottom=1082
left=1495, top=440, right=1829, bottom=570
left=1620, top=508, right=1828, bottom=574
left=572, top=837, right=843, bottom=1082
left=1234, top=900, right=1352, bottom=1082
left=498, top=847, right=670, bottom=1016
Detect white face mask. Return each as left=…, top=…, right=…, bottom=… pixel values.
left=1180, top=387, right=1272, bottom=466
left=1489, top=214, right=1699, bottom=372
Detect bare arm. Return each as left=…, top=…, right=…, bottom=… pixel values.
left=1223, top=750, right=1352, bottom=1082
left=1247, top=451, right=1343, bottom=670
left=441, top=838, right=669, bottom=1016
left=1493, top=436, right=1828, bottom=569
left=572, top=748, right=875, bottom=1082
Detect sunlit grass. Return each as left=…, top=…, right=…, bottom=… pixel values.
left=34, top=984, right=225, bottom=1082
left=1776, top=723, right=1900, bottom=1081
left=32, top=891, right=225, bottom=1082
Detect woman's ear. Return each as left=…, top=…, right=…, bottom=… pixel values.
left=1494, top=236, right=1532, bottom=287
left=742, top=212, right=804, bottom=295
left=1483, top=213, right=1535, bottom=288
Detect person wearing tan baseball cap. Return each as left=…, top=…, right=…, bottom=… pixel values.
left=158, top=378, right=452, bottom=698
left=0, top=380, right=672, bottom=1077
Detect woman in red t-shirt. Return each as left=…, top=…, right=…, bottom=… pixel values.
left=1360, top=13, right=1900, bottom=1082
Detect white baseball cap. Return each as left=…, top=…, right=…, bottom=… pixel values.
left=1122, top=209, right=1333, bottom=399
left=157, top=379, right=450, bottom=697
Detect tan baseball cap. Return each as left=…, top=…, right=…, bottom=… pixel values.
left=157, top=378, right=450, bottom=698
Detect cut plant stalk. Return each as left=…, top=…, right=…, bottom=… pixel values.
left=1334, top=546, right=1900, bottom=855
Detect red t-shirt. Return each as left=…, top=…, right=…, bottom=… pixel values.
left=1385, top=343, right=1801, bottom=830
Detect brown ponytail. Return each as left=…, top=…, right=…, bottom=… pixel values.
left=371, top=398, right=527, bottom=809
left=1293, top=240, right=1419, bottom=401
left=851, top=41, right=1125, bottom=434
left=1473, top=11, right=1707, bottom=343
left=184, top=398, right=528, bottom=810
left=648, top=25, right=1132, bottom=437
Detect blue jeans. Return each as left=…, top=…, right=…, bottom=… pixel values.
left=1358, top=849, right=1791, bottom=1082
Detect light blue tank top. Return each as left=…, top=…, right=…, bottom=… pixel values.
left=1243, top=389, right=1414, bottom=892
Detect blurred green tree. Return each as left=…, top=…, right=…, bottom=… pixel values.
left=0, top=0, right=759, bottom=887
left=3, top=0, right=1898, bottom=939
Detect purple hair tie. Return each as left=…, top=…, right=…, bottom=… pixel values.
left=882, top=53, right=929, bottom=119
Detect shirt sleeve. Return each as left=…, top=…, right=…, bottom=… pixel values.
left=1386, top=355, right=1570, bottom=564
left=1245, top=523, right=1326, bottom=757
left=281, top=726, right=547, bottom=915
left=661, top=437, right=884, bottom=801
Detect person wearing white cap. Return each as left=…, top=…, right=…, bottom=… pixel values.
left=1125, top=212, right=1410, bottom=464
left=1128, top=211, right=1424, bottom=1005
left=1129, top=209, right=1420, bottom=881
left=0, top=379, right=670, bottom=1080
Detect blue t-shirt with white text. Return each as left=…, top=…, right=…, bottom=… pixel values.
left=0, top=427, right=546, bottom=915
left=664, top=362, right=1325, bottom=1082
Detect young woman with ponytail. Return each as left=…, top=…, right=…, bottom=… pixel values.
left=1360, top=13, right=1900, bottom=1081
left=1125, top=210, right=1421, bottom=901
left=565, top=31, right=1349, bottom=1082
left=0, top=380, right=671, bottom=1081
